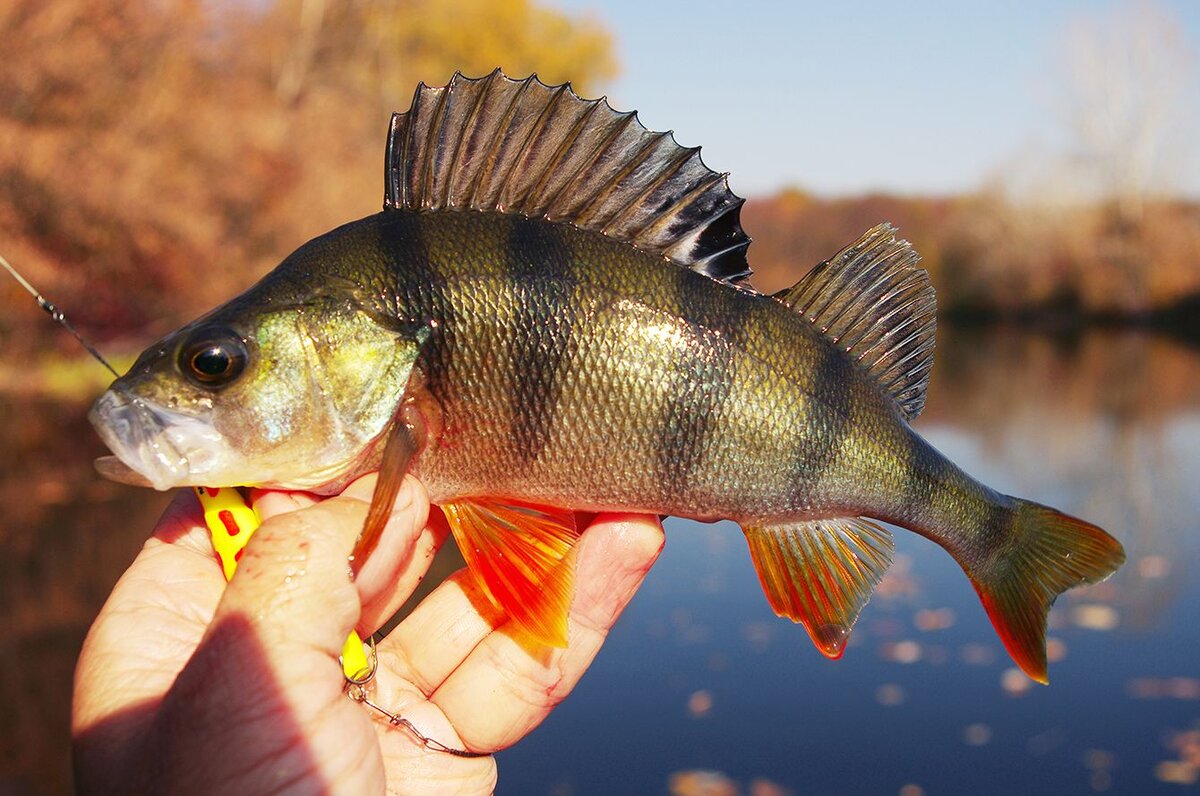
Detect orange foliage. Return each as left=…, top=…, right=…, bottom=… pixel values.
left=3, top=0, right=1197, bottom=353
left=741, top=190, right=959, bottom=295
left=743, top=189, right=1200, bottom=320
left=0, top=0, right=615, bottom=351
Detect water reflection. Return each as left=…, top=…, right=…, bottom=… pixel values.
left=0, top=397, right=169, bottom=794
left=926, top=329, right=1200, bottom=638
left=2, top=327, right=1199, bottom=794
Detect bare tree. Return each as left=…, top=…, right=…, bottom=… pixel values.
left=1058, top=0, right=1195, bottom=227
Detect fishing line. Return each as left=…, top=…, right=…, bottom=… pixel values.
left=1, top=252, right=119, bottom=377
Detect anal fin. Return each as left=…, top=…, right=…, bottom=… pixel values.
left=441, top=499, right=581, bottom=648
left=743, top=518, right=894, bottom=658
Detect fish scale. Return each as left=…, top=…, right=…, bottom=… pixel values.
left=386, top=211, right=828, bottom=516
left=90, top=70, right=1124, bottom=682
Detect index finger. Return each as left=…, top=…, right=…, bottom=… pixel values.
left=73, top=490, right=224, bottom=750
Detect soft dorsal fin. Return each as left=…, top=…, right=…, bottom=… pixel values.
left=385, top=69, right=753, bottom=283
left=776, top=224, right=936, bottom=420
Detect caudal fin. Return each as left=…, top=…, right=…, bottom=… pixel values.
left=973, top=500, right=1124, bottom=684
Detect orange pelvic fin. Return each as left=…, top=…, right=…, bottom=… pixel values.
left=743, top=518, right=894, bottom=658
left=441, top=498, right=581, bottom=647
left=972, top=500, right=1125, bottom=684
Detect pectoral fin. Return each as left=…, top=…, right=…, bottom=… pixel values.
left=441, top=499, right=581, bottom=647
left=743, top=518, right=894, bottom=658
left=350, top=417, right=421, bottom=576
left=349, top=324, right=436, bottom=576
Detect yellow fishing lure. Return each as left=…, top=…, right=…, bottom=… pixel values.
left=193, top=486, right=371, bottom=680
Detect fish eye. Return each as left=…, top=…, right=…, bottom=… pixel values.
left=179, top=327, right=249, bottom=389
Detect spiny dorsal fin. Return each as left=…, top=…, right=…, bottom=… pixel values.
left=776, top=224, right=936, bottom=420
left=743, top=518, right=894, bottom=659
left=385, top=69, right=753, bottom=284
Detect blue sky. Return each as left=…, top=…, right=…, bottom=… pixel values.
left=552, top=0, right=1200, bottom=198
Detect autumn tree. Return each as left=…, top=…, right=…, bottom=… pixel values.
left=0, top=0, right=615, bottom=351
left=1057, top=0, right=1194, bottom=229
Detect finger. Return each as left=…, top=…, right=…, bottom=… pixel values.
left=369, top=674, right=498, bottom=794
left=359, top=505, right=452, bottom=633
left=377, top=569, right=506, bottom=696
left=226, top=474, right=431, bottom=648
left=333, top=512, right=499, bottom=794
left=142, top=477, right=432, bottom=793
left=375, top=509, right=602, bottom=696
left=145, top=487, right=246, bottom=567
left=249, top=487, right=320, bottom=520
left=248, top=474, right=445, bottom=634
left=324, top=475, right=447, bottom=633
left=410, top=513, right=664, bottom=751
left=73, top=491, right=224, bottom=761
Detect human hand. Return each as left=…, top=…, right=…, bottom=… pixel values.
left=72, top=475, right=665, bottom=794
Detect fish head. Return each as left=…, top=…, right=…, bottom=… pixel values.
left=90, top=289, right=426, bottom=492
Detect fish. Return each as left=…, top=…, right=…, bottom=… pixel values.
left=89, top=70, right=1125, bottom=683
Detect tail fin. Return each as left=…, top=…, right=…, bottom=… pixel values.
left=973, top=500, right=1124, bottom=684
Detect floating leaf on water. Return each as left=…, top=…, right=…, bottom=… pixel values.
left=875, top=683, right=907, bottom=707
left=1072, top=604, right=1120, bottom=631
left=963, top=723, right=993, bottom=746
left=687, top=690, right=713, bottom=718
left=1001, top=667, right=1034, bottom=696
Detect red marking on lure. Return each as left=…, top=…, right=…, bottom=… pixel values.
left=218, top=510, right=239, bottom=536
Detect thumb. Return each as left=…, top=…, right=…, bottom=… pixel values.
left=225, top=473, right=431, bottom=658
left=144, top=475, right=429, bottom=794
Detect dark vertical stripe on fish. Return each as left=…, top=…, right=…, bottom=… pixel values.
left=378, top=212, right=455, bottom=402
left=901, top=435, right=941, bottom=519
left=656, top=269, right=749, bottom=496
left=901, top=434, right=1012, bottom=559
left=981, top=502, right=1014, bottom=551
left=791, top=343, right=852, bottom=499
left=506, top=216, right=577, bottom=463
left=969, top=479, right=1018, bottom=555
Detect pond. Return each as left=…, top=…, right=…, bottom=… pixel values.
left=1, top=326, right=1197, bottom=795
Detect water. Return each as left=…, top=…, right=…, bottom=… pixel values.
left=1, top=328, right=1197, bottom=794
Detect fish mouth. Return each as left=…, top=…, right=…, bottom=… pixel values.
left=89, top=389, right=231, bottom=491
left=93, top=455, right=156, bottom=488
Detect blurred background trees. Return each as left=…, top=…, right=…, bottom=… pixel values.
left=1, top=0, right=1198, bottom=364
left=0, top=0, right=614, bottom=353
left=748, top=3, right=1200, bottom=323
